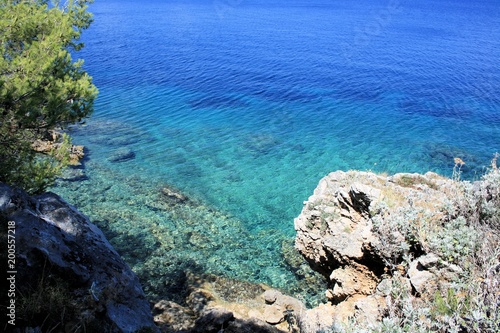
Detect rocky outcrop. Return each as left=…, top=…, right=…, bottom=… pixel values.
left=294, top=170, right=464, bottom=330
left=151, top=273, right=305, bottom=333
left=32, top=130, right=85, bottom=166
left=0, top=183, right=158, bottom=332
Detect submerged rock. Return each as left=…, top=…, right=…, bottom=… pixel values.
left=107, top=147, right=136, bottom=163
left=0, top=183, right=158, bottom=332
left=160, top=185, right=189, bottom=204
left=152, top=273, right=294, bottom=333
left=58, top=168, right=88, bottom=182
left=75, top=119, right=156, bottom=147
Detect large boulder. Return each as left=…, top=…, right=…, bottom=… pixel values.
left=0, top=183, right=158, bottom=332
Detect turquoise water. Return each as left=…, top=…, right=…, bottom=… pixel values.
left=53, top=0, right=499, bottom=305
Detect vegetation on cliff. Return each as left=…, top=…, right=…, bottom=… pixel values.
left=365, top=159, right=500, bottom=333
left=294, top=157, right=499, bottom=333
left=0, top=0, right=97, bottom=194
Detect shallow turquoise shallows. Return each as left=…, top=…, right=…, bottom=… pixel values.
left=53, top=0, right=499, bottom=305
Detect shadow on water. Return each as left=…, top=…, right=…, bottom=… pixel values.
left=422, top=142, right=487, bottom=178
left=188, top=94, right=250, bottom=109
left=397, top=98, right=476, bottom=120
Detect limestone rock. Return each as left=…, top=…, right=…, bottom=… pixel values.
left=294, top=171, right=383, bottom=277
left=375, top=278, right=393, bottom=297
left=69, top=145, right=85, bottom=165
left=298, top=304, right=337, bottom=333
left=0, top=183, right=158, bottom=333
left=329, top=265, right=379, bottom=302
left=408, top=254, right=462, bottom=295
left=418, top=253, right=440, bottom=269
left=353, top=295, right=386, bottom=325
left=271, top=289, right=306, bottom=314
left=263, top=305, right=284, bottom=325
left=408, top=259, right=437, bottom=295
left=32, top=131, right=85, bottom=166
left=294, top=170, right=464, bottom=327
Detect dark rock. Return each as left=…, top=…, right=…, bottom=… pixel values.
left=0, top=183, right=158, bottom=333
left=107, top=148, right=136, bottom=163
left=153, top=300, right=195, bottom=332
left=224, top=318, right=283, bottom=333
left=191, top=308, right=234, bottom=333
left=161, top=185, right=189, bottom=204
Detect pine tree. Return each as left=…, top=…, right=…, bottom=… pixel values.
left=0, top=0, right=98, bottom=193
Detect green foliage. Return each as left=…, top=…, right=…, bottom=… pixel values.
left=428, top=216, right=478, bottom=264
left=395, top=175, right=438, bottom=190
left=431, top=288, right=467, bottom=318
left=329, top=164, right=500, bottom=333
left=0, top=0, right=97, bottom=193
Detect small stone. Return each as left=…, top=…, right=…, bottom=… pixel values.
left=59, top=168, right=88, bottom=182
left=418, top=253, right=440, bottom=269
left=375, top=279, right=392, bottom=297
left=263, top=289, right=280, bottom=304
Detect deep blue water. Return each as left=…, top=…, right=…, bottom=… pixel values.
left=54, top=0, right=500, bottom=303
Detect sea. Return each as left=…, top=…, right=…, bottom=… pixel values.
left=52, top=0, right=500, bottom=305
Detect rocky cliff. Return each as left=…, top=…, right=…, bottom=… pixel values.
left=0, top=183, right=158, bottom=332
left=294, top=170, right=499, bottom=332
